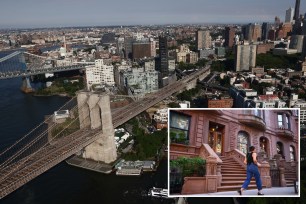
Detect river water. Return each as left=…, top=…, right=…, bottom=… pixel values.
left=0, top=78, right=173, bottom=204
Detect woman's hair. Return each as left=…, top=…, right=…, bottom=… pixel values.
left=249, top=146, right=255, bottom=152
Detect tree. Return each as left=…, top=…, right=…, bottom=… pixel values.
left=168, top=102, right=181, bottom=108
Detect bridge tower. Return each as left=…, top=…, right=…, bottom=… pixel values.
left=77, top=91, right=117, bottom=163
left=20, top=76, right=34, bottom=93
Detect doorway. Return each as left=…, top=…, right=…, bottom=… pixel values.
left=208, top=122, right=224, bottom=155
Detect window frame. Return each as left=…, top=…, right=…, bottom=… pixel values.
left=237, top=131, right=249, bottom=154
left=169, top=111, right=191, bottom=143
left=289, top=145, right=295, bottom=161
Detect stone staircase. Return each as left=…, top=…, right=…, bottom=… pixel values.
left=284, top=169, right=297, bottom=187
left=218, top=156, right=264, bottom=192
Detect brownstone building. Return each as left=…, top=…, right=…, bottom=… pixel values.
left=169, top=109, right=299, bottom=194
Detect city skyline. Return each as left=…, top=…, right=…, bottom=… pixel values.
left=0, top=0, right=305, bottom=29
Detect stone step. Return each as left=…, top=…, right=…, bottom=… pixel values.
left=222, top=177, right=254, bottom=181
left=221, top=162, right=241, bottom=165
left=285, top=173, right=297, bottom=176
left=221, top=170, right=246, bottom=174
left=217, top=184, right=261, bottom=192
left=221, top=159, right=237, bottom=162
left=285, top=176, right=297, bottom=178
left=221, top=163, right=242, bottom=167
left=222, top=174, right=247, bottom=177
left=221, top=181, right=256, bottom=186
left=221, top=167, right=244, bottom=171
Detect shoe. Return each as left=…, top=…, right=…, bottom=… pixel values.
left=258, top=192, right=264, bottom=195
left=237, top=190, right=242, bottom=195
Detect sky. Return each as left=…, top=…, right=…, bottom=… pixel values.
left=0, top=0, right=305, bottom=29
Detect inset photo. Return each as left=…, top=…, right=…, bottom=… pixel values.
left=168, top=109, right=300, bottom=197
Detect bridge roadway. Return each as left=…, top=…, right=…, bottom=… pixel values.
left=0, top=64, right=88, bottom=79
left=0, top=66, right=210, bottom=199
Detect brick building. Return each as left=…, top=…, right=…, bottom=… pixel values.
left=257, top=43, right=275, bottom=54
left=204, top=95, right=233, bottom=108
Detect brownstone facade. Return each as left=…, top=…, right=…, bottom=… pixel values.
left=170, top=109, right=298, bottom=159
left=169, top=109, right=299, bottom=194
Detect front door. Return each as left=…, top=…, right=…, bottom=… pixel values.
left=208, top=131, right=223, bottom=155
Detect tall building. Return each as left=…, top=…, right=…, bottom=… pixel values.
left=132, top=41, right=152, bottom=60
left=196, top=30, right=212, bottom=50
left=150, top=39, right=156, bottom=57
left=158, top=36, right=169, bottom=78
left=85, top=59, right=115, bottom=89
left=294, top=0, right=300, bottom=21
left=116, top=37, right=125, bottom=58
left=289, top=35, right=305, bottom=52
left=119, top=67, right=158, bottom=96
left=186, top=52, right=198, bottom=64
left=278, top=23, right=293, bottom=38
left=275, top=16, right=281, bottom=28
left=261, top=23, right=270, bottom=41
left=252, top=24, right=262, bottom=42
left=292, top=0, right=302, bottom=34
left=124, top=36, right=133, bottom=59
left=235, top=44, right=257, bottom=71
left=243, top=23, right=261, bottom=42
left=302, top=36, right=306, bottom=60
left=224, top=27, right=235, bottom=48
left=268, top=29, right=276, bottom=41
left=285, top=7, right=294, bottom=23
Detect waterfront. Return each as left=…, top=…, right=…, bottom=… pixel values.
left=0, top=78, right=172, bottom=204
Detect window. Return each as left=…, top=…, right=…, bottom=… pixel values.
left=237, top=131, right=249, bottom=154
left=290, top=146, right=295, bottom=161
left=277, top=113, right=291, bottom=130
left=276, top=142, right=284, bottom=158
left=170, top=111, right=191, bottom=144
left=278, top=114, right=283, bottom=128
left=254, top=109, right=261, bottom=117
left=285, top=115, right=291, bottom=130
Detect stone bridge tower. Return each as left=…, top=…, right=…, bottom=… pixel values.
left=77, top=91, right=117, bottom=163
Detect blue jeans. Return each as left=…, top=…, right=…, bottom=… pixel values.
left=242, top=163, right=262, bottom=190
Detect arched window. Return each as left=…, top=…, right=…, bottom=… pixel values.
left=259, top=137, right=269, bottom=154
left=276, top=142, right=284, bottom=158
left=290, top=146, right=295, bottom=161
left=237, top=131, right=249, bottom=154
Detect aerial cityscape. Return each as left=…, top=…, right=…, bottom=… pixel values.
left=0, top=0, right=305, bottom=203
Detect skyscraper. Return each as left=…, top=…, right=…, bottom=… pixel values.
left=243, top=23, right=261, bottom=42
left=196, top=30, right=212, bottom=50
left=275, top=16, right=281, bottom=28
left=158, top=36, right=169, bottom=78
left=285, top=7, right=294, bottom=23
left=293, top=0, right=302, bottom=34
left=252, top=24, right=262, bottom=42
left=132, top=41, right=152, bottom=60
left=224, top=27, right=235, bottom=48
left=235, top=44, right=257, bottom=72
left=294, top=0, right=300, bottom=21
left=124, top=36, right=133, bottom=59
left=261, top=23, right=270, bottom=41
